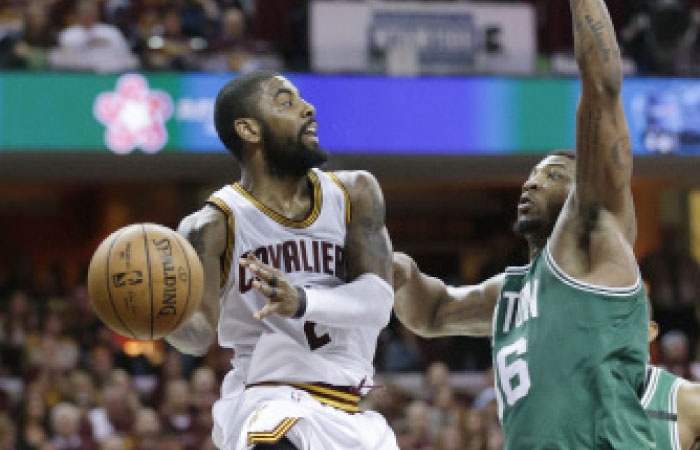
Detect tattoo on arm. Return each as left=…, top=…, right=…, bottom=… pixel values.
left=584, top=14, right=610, bottom=62
left=344, top=173, right=392, bottom=283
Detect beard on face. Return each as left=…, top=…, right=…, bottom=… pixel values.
left=260, top=120, right=329, bottom=178
left=513, top=203, right=561, bottom=241
left=513, top=218, right=548, bottom=237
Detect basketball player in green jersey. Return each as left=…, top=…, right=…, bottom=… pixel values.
left=644, top=309, right=700, bottom=450
left=393, top=0, right=655, bottom=448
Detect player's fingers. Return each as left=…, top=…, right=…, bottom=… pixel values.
left=239, top=253, right=258, bottom=268
left=254, top=302, right=280, bottom=320
left=252, top=280, right=279, bottom=301
left=248, top=261, right=280, bottom=284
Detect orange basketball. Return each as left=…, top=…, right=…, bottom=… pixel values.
left=87, top=223, right=204, bottom=340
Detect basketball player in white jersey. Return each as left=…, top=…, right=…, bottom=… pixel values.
left=165, top=71, right=398, bottom=450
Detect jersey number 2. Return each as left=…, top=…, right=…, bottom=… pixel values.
left=496, top=337, right=531, bottom=406
left=304, top=321, right=331, bottom=350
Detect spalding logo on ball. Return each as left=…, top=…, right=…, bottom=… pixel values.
left=87, top=223, right=204, bottom=340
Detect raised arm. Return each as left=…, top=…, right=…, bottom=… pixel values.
left=678, top=383, right=700, bottom=450
left=570, top=0, right=635, bottom=243
left=166, top=205, right=226, bottom=356
left=393, top=252, right=502, bottom=338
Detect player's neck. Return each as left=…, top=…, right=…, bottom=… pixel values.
left=527, top=237, right=546, bottom=261
left=239, top=167, right=312, bottom=216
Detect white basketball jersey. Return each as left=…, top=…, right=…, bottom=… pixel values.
left=206, top=169, right=379, bottom=392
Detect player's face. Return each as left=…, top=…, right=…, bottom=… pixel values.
left=514, top=155, right=574, bottom=239
left=256, top=76, right=328, bottom=178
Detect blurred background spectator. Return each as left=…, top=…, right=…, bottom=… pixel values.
left=49, top=0, right=138, bottom=73
left=0, top=1, right=56, bottom=70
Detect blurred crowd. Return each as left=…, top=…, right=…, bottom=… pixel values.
left=1, top=0, right=700, bottom=76
left=0, top=0, right=298, bottom=73
left=0, top=282, right=503, bottom=450
left=1, top=225, right=700, bottom=450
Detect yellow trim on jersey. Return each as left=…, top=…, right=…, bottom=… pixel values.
left=306, top=392, right=360, bottom=413
left=325, top=171, right=351, bottom=225
left=293, top=383, right=360, bottom=403
left=246, top=382, right=362, bottom=413
left=205, top=197, right=235, bottom=288
left=231, top=171, right=322, bottom=228
left=246, top=417, right=300, bottom=446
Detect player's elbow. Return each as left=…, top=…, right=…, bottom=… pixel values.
left=580, top=66, right=622, bottom=100
left=393, top=302, right=439, bottom=338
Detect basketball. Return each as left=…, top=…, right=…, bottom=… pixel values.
left=87, top=223, right=204, bottom=340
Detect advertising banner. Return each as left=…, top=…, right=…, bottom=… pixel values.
left=0, top=73, right=699, bottom=156
left=310, top=1, right=537, bottom=75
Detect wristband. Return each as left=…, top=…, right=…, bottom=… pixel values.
left=293, top=286, right=307, bottom=319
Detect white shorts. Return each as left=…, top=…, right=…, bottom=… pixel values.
left=212, top=384, right=398, bottom=450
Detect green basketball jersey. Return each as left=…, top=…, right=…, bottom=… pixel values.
left=492, top=243, right=655, bottom=449
left=642, top=366, right=686, bottom=450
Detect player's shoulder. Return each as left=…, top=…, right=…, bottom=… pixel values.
left=328, top=170, right=383, bottom=202
left=177, top=205, right=228, bottom=252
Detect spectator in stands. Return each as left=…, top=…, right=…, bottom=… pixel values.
left=462, top=408, right=489, bottom=449
left=203, top=6, right=255, bottom=71
left=621, top=0, right=700, bottom=75
left=50, top=403, right=96, bottom=450
left=87, top=346, right=114, bottom=389
left=396, top=400, right=433, bottom=450
left=87, top=384, right=135, bottom=442
left=180, top=0, right=220, bottom=38
left=16, top=388, right=49, bottom=450
left=0, top=1, right=56, bottom=70
left=143, top=7, right=202, bottom=71
left=189, top=366, right=217, bottom=413
left=130, top=408, right=161, bottom=450
left=641, top=226, right=700, bottom=358
left=67, top=371, right=96, bottom=423
left=50, top=0, right=138, bottom=73
left=660, top=329, right=693, bottom=380
left=0, top=414, right=16, bottom=450
left=428, top=385, right=462, bottom=437
left=433, top=424, right=463, bottom=450
left=158, top=380, right=199, bottom=450
left=97, top=436, right=124, bottom=450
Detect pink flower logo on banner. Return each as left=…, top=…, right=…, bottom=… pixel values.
left=93, top=74, right=174, bottom=154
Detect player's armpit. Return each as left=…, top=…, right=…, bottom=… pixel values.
left=166, top=205, right=227, bottom=355
left=677, top=383, right=700, bottom=449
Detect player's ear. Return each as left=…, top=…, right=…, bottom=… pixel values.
left=648, top=320, right=659, bottom=343
left=234, top=118, right=261, bottom=145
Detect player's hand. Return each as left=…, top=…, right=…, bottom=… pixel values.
left=239, top=254, right=300, bottom=320
left=392, top=252, right=416, bottom=291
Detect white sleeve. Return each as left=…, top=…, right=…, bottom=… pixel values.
left=301, top=273, right=394, bottom=329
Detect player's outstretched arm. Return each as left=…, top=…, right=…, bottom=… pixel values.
left=241, top=171, right=393, bottom=329
left=569, top=0, right=636, bottom=243
left=677, top=383, right=700, bottom=450
left=166, top=205, right=226, bottom=356
left=393, top=252, right=502, bottom=338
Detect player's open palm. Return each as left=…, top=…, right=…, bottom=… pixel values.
left=239, top=253, right=300, bottom=320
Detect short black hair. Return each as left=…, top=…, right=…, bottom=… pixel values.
left=547, top=149, right=576, bottom=160
left=214, top=70, right=280, bottom=160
